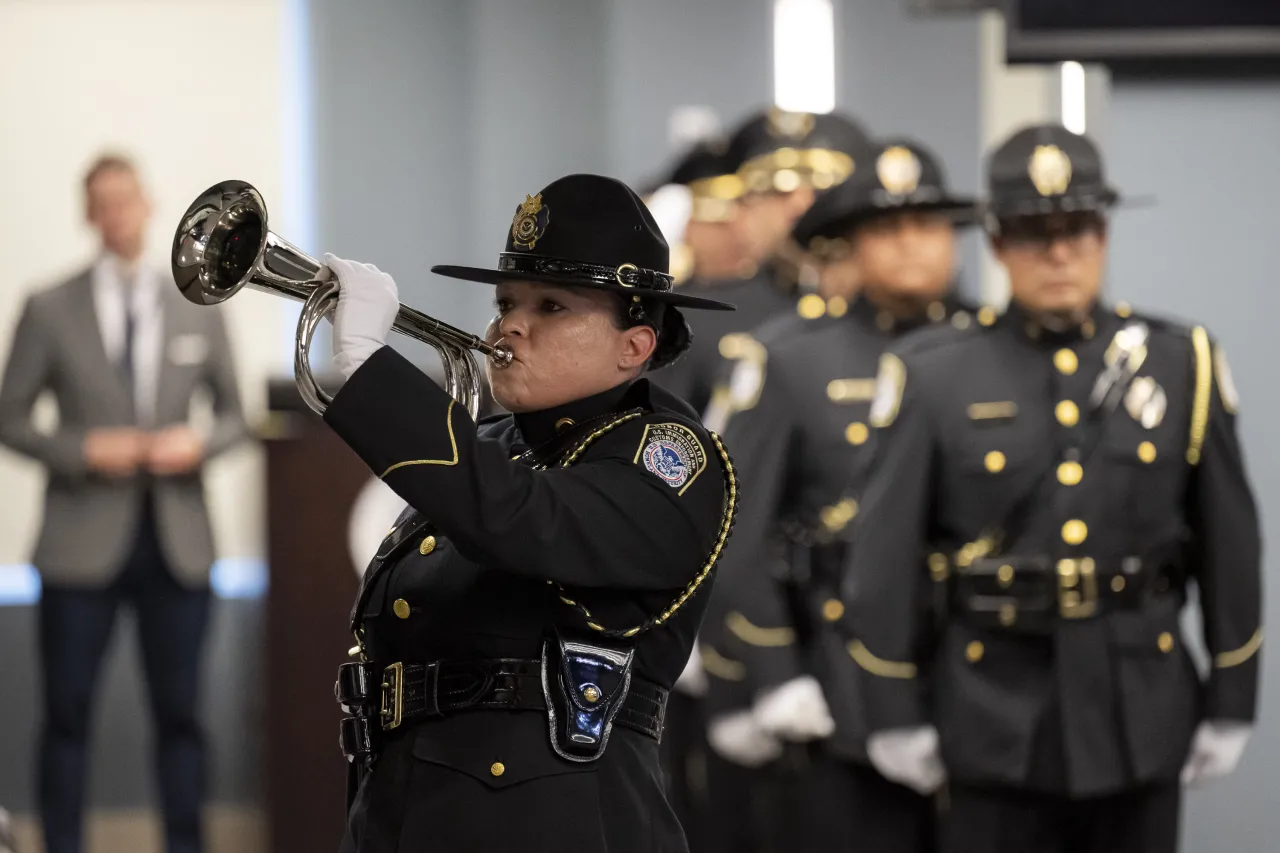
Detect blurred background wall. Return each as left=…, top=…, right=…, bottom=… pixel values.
left=0, top=1, right=1275, bottom=851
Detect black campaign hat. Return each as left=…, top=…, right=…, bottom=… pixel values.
left=793, top=137, right=979, bottom=251
left=986, top=124, right=1123, bottom=219
left=727, top=108, right=875, bottom=195
left=432, top=174, right=734, bottom=311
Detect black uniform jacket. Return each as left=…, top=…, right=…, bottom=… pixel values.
left=843, top=302, right=1262, bottom=797
left=324, top=346, right=736, bottom=853
left=651, top=267, right=797, bottom=417
left=697, top=295, right=973, bottom=756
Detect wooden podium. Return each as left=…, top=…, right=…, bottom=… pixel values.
left=260, top=379, right=368, bottom=853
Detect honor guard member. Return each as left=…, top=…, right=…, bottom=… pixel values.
left=842, top=124, right=1262, bottom=853
left=322, top=174, right=739, bottom=853
left=651, top=107, right=874, bottom=416
left=642, top=140, right=750, bottom=853
left=699, top=139, right=978, bottom=852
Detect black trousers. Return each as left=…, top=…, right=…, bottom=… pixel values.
left=771, top=747, right=934, bottom=853
left=941, top=782, right=1181, bottom=853
left=37, top=496, right=211, bottom=853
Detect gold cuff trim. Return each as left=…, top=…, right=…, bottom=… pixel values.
left=725, top=611, right=796, bottom=647
left=700, top=645, right=747, bottom=682
left=848, top=640, right=917, bottom=679
left=379, top=399, right=460, bottom=477
left=1215, top=628, right=1263, bottom=669
left=1187, top=327, right=1212, bottom=466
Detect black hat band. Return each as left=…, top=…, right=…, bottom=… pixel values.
left=498, top=253, right=674, bottom=293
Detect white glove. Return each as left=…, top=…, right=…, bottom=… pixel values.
left=326, top=253, right=400, bottom=379
left=674, top=646, right=709, bottom=697
left=645, top=183, right=694, bottom=248
left=752, top=675, right=836, bottom=741
left=1181, top=721, right=1252, bottom=787
left=707, top=710, right=784, bottom=767
left=867, top=726, right=947, bottom=795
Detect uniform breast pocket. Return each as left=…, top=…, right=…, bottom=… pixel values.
left=945, top=428, right=1043, bottom=520
left=1098, top=420, right=1187, bottom=531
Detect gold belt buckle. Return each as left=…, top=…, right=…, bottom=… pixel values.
left=380, top=662, right=404, bottom=730
left=1057, top=558, right=1098, bottom=619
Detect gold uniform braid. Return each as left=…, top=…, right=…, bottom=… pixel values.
left=542, top=414, right=739, bottom=639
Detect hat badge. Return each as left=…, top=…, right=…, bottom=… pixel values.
left=876, top=146, right=923, bottom=196
left=1028, top=145, right=1073, bottom=197
left=767, top=107, right=815, bottom=140
left=511, top=193, right=551, bottom=251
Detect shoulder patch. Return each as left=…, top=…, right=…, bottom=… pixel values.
left=1215, top=345, right=1239, bottom=414
left=633, top=422, right=708, bottom=495
left=869, top=353, right=906, bottom=428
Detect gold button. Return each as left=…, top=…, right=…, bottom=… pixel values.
left=952, top=311, right=971, bottom=330
left=978, top=306, right=998, bottom=327
left=927, top=301, right=947, bottom=322
left=1116, top=301, right=1132, bottom=319
left=1062, top=519, right=1088, bottom=546
left=827, top=296, right=848, bottom=318
left=1055, top=400, right=1079, bottom=427
left=1082, top=319, right=1096, bottom=339
left=1057, top=461, right=1083, bottom=486
left=876, top=310, right=895, bottom=331
left=419, top=535, right=436, bottom=556
left=965, top=641, right=985, bottom=663
left=490, top=762, right=505, bottom=777
left=823, top=599, right=845, bottom=622
left=1054, top=348, right=1078, bottom=375
left=1137, top=441, right=1157, bottom=463
left=393, top=599, right=411, bottom=619
left=928, top=552, right=949, bottom=582
left=555, top=417, right=576, bottom=432
left=997, top=564, right=1015, bottom=588
left=582, top=685, right=601, bottom=703
left=797, top=293, right=826, bottom=319
left=1111, top=576, right=1126, bottom=593
left=845, top=422, right=870, bottom=446
left=984, top=451, right=1006, bottom=473
left=1158, top=632, right=1175, bottom=653
left=999, top=603, right=1017, bottom=627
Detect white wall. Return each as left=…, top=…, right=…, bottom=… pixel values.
left=0, top=0, right=291, bottom=568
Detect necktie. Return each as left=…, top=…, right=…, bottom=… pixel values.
left=120, top=275, right=138, bottom=422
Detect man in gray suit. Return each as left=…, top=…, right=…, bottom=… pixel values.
left=0, top=154, right=246, bottom=853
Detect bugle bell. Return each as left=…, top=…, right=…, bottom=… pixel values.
left=170, top=180, right=511, bottom=417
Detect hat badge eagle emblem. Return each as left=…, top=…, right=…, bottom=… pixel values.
left=511, top=193, right=551, bottom=251
left=1028, top=145, right=1073, bottom=197
left=876, top=146, right=923, bottom=196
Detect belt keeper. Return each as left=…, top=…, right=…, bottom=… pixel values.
left=336, top=661, right=377, bottom=709
left=423, top=661, right=443, bottom=717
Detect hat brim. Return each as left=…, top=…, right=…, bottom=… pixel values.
left=985, top=189, right=1156, bottom=219
left=801, top=197, right=982, bottom=244
left=430, top=265, right=736, bottom=311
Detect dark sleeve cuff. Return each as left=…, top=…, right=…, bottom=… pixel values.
left=1206, top=657, right=1261, bottom=722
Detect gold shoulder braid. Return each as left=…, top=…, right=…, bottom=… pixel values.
left=1187, top=326, right=1212, bottom=466
left=539, top=413, right=739, bottom=639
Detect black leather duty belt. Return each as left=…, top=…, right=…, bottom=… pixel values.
left=336, top=658, right=668, bottom=763
left=945, top=553, right=1180, bottom=633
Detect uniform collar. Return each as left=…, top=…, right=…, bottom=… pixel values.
left=512, top=380, right=636, bottom=448
left=1003, top=298, right=1110, bottom=345
left=849, top=291, right=964, bottom=335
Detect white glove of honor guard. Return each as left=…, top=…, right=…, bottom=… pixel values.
left=1181, top=721, right=1252, bottom=787
left=752, top=675, right=835, bottom=741
left=327, top=253, right=400, bottom=379
left=867, top=725, right=947, bottom=795
left=674, top=647, right=709, bottom=698
left=707, top=710, right=784, bottom=768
